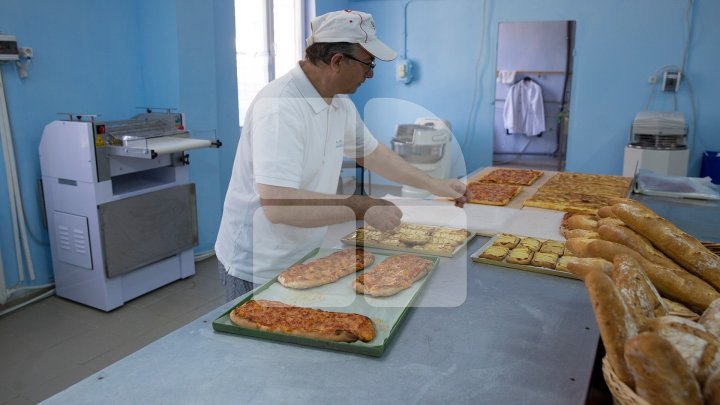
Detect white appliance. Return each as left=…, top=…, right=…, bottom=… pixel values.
left=39, top=111, right=221, bottom=311
left=622, top=111, right=689, bottom=177
left=391, top=118, right=452, bottom=198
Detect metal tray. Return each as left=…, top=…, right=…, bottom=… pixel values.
left=470, top=234, right=581, bottom=281
left=212, top=248, right=440, bottom=357
left=341, top=225, right=475, bottom=258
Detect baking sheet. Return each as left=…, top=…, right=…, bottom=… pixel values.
left=212, top=248, right=440, bottom=357
left=467, top=167, right=554, bottom=209
left=340, top=225, right=475, bottom=258
left=470, top=234, right=581, bottom=281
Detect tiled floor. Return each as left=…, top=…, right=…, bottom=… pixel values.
left=0, top=256, right=224, bottom=404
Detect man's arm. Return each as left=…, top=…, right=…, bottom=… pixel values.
left=356, top=143, right=466, bottom=201
left=257, top=184, right=402, bottom=230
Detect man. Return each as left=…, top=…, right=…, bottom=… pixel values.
left=215, top=9, right=466, bottom=301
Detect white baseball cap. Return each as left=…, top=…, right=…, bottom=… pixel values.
left=306, top=10, right=398, bottom=61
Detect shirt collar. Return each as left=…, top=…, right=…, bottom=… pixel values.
left=291, top=63, right=336, bottom=113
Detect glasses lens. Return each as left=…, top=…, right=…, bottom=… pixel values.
left=344, top=54, right=374, bottom=72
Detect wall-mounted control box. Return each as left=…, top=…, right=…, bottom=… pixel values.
left=662, top=71, right=681, bottom=92
left=0, top=35, right=20, bottom=61
left=396, top=59, right=413, bottom=84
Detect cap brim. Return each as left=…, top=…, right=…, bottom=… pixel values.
left=359, top=39, right=397, bottom=61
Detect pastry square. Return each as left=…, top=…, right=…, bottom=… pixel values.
left=494, top=234, right=520, bottom=249
left=531, top=252, right=559, bottom=269
left=539, top=240, right=565, bottom=256
left=506, top=247, right=534, bottom=265
left=555, top=255, right=574, bottom=272
left=519, top=237, right=541, bottom=252
left=479, top=245, right=509, bottom=261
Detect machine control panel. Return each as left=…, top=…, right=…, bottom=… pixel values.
left=0, top=34, right=19, bottom=61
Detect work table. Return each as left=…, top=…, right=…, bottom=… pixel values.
left=43, top=192, right=717, bottom=404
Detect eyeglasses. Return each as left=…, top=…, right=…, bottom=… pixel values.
left=342, top=53, right=376, bottom=72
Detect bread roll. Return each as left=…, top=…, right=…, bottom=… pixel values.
left=597, top=224, right=685, bottom=272
left=570, top=238, right=719, bottom=312
left=585, top=270, right=636, bottom=387
left=597, top=205, right=616, bottom=218
left=566, top=214, right=598, bottom=231
left=664, top=298, right=701, bottom=321
left=597, top=217, right=625, bottom=228
left=705, top=367, right=720, bottom=405
left=562, top=229, right=599, bottom=240
left=612, top=203, right=720, bottom=291
left=624, top=332, right=703, bottom=405
left=641, top=315, right=720, bottom=385
left=565, top=257, right=613, bottom=280
left=701, top=299, right=720, bottom=339
left=611, top=254, right=667, bottom=328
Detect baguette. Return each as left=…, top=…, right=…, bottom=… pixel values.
left=565, top=257, right=613, bottom=280
left=701, top=299, right=720, bottom=339
left=624, top=332, right=703, bottom=405
left=612, top=203, right=720, bottom=291
left=597, top=205, right=616, bottom=218
left=597, top=217, right=625, bottom=228
left=569, top=238, right=720, bottom=312
left=597, top=224, right=685, bottom=272
left=562, top=229, right=599, bottom=240
left=664, top=298, right=701, bottom=321
left=705, top=367, right=720, bottom=405
left=566, top=214, right=598, bottom=231
left=641, top=315, right=720, bottom=385
left=611, top=254, right=667, bottom=328
left=585, top=270, right=636, bottom=387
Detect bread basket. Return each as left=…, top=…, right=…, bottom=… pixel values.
left=601, top=357, right=651, bottom=405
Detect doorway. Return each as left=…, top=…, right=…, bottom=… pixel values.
left=492, top=21, right=575, bottom=172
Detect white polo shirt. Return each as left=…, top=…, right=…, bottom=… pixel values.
left=215, top=63, right=379, bottom=284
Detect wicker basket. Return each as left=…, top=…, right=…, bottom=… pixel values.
left=601, top=357, right=651, bottom=405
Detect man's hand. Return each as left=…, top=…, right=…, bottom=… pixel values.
left=427, top=178, right=467, bottom=207
left=358, top=197, right=402, bottom=231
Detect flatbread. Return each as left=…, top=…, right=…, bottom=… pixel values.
left=229, top=300, right=376, bottom=343
left=278, top=248, right=374, bottom=289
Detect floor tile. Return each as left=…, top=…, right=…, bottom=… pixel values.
left=0, top=257, right=223, bottom=403
left=24, top=364, right=94, bottom=403
left=1, top=395, right=34, bottom=405
left=143, top=290, right=212, bottom=320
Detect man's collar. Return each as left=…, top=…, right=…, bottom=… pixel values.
left=291, top=63, right=333, bottom=113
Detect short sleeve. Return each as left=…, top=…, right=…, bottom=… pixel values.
left=252, top=96, right=306, bottom=189
left=340, top=97, right=378, bottom=159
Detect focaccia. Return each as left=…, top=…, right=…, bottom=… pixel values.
left=278, top=248, right=374, bottom=289
left=353, top=254, right=433, bottom=297
left=229, top=300, right=376, bottom=343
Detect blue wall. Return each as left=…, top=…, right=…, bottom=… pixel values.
left=1, top=0, right=719, bottom=292
left=339, top=0, right=719, bottom=177
left=0, top=0, right=234, bottom=291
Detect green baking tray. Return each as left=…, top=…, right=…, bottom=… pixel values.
left=212, top=248, right=440, bottom=357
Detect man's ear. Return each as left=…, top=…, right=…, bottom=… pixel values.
left=329, top=53, right=344, bottom=72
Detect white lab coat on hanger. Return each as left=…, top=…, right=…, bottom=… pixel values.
left=503, top=79, right=546, bottom=137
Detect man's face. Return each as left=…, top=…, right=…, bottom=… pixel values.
left=337, top=47, right=375, bottom=94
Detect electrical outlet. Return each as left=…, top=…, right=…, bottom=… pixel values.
left=648, top=75, right=657, bottom=84
left=19, top=47, right=32, bottom=58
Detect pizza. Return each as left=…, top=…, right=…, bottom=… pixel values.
left=523, top=190, right=619, bottom=214
left=466, top=181, right=523, bottom=206
left=278, top=248, right=375, bottom=289
left=476, top=168, right=544, bottom=186
left=353, top=254, right=433, bottom=297
left=229, top=300, right=376, bottom=343
left=523, top=172, right=632, bottom=214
